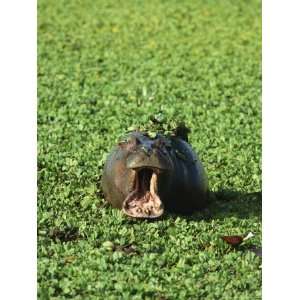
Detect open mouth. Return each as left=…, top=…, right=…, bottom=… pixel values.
left=122, top=168, right=164, bottom=218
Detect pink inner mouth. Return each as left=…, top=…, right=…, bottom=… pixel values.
left=122, top=168, right=164, bottom=218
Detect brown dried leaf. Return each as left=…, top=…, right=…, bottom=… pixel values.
left=221, top=235, right=244, bottom=246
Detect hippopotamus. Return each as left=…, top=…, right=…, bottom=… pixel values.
left=101, top=129, right=208, bottom=218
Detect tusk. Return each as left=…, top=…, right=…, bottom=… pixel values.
left=150, top=172, right=158, bottom=194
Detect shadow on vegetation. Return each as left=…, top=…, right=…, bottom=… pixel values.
left=209, top=189, right=261, bottom=219
left=171, top=189, right=262, bottom=222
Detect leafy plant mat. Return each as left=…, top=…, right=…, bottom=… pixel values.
left=38, top=0, right=261, bottom=299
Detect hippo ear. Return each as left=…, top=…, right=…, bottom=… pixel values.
left=174, top=123, right=190, bottom=142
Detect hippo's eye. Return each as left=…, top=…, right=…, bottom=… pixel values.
left=118, top=137, right=131, bottom=147
left=118, top=136, right=141, bottom=151
left=119, top=135, right=139, bottom=144
left=119, top=137, right=129, bottom=144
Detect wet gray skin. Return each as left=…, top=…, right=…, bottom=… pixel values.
left=101, top=131, right=208, bottom=218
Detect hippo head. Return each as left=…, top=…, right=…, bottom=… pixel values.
left=118, top=131, right=174, bottom=218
